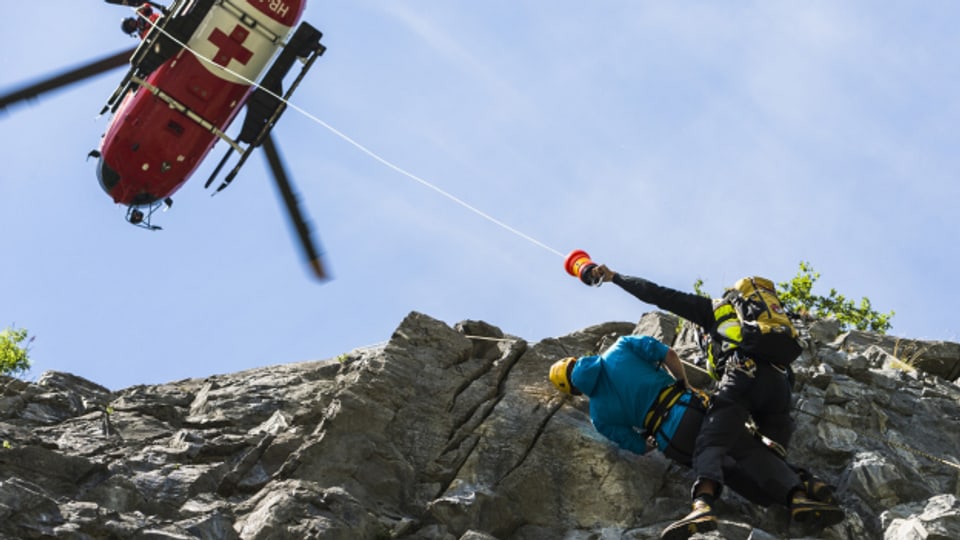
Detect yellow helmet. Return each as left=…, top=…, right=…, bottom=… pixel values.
left=549, top=357, right=580, bottom=395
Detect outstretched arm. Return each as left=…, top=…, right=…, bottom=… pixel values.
left=592, top=265, right=715, bottom=328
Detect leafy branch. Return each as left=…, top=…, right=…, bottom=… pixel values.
left=776, top=262, right=894, bottom=334
left=1, top=326, right=33, bottom=377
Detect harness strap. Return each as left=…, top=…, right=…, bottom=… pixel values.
left=644, top=389, right=710, bottom=465
left=658, top=398, right=706, bottom=465
left=643, top=382, right=685, bottom=436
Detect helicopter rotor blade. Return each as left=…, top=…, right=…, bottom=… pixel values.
left=262, top=133, right=328, bottom=281
left=0, top=47, right=135, bottom=112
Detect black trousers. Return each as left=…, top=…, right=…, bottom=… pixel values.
left=664, top=399, right=800, bottom=507
left=693, top=358, right=795, bottom=495
left=611, top=274, right=798, bottom=501
left=721, top=444, right=802, bottom=507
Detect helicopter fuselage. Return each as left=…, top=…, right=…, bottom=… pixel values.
left=97, top=0, right=306, bottom=207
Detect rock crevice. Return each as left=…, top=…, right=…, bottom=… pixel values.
left=1, top=311, right=959, bottom=539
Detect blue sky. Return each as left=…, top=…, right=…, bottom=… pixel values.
left=1, top=2, right=957, bottom=390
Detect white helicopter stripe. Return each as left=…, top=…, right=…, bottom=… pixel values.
left=187, top=0, right=295, bottom=85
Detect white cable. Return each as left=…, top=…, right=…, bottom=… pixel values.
left=135, top=9, right=565, bottom=258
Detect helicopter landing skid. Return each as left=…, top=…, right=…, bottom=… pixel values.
left=125, top=198, right=172, bottom=230
left=205, top=21, right=325, bottom=194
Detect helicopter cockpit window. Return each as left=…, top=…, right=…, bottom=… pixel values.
left=96, top=157, right=121, bottom=194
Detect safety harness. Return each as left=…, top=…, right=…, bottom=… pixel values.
left=643, top=381, right=687, bottom=437
left=642, top=382, right=711, bottom=465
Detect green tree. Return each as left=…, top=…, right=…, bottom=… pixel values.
left=776, top=262, right=894, bottom=334
left=0, top=326, right=33, bottom=377
left=692, top=278, right=710, bottom=298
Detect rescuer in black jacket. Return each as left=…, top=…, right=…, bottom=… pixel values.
left=589, top=265, right=801, bottom=539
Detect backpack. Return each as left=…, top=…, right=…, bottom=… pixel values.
left=713, top=276, right=802, bottom=368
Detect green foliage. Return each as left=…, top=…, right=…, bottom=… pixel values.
left=692, top=278, right=710, bottom=298
left=776, top=262, right=894, bottom=334
left=1, top=326, right=33, bottom=377
left=675, top=279, right=711, bottom=334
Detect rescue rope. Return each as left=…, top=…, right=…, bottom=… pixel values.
left=332, top=333, right=518, bottom=361
left=137, top=9, right=960, bottom=476
left=680, top=358, right=711, bottom=377
left=462, top=335, right=522, bottom=343
left=793, top=407, right=960, bottom=472
left=134, top=10, right=564, bottom=258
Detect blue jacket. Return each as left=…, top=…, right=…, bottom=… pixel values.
left=570, top=335, right=687, bottom=455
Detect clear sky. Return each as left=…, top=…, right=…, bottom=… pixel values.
left=1, top=2, right=957, bottom=390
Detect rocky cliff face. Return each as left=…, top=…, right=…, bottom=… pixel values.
left=1, top=311, right=959, bottom=540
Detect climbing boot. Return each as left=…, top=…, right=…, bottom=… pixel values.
left=660, top=498, right=718, bottom=540
left=791, top=493, right=845, bottom=528
left=803, top=476, right=837, bottom=504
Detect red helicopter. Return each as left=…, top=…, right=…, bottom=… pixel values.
left=0, top=0, right=329, bottom=279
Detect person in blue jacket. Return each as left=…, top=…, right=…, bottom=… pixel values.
left=550, top=334, right=700, bottom=459
left=549, top=334, right=843, bottom=540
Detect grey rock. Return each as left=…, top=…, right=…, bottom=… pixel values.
left=809, top=319, right=843, bottom=345
left=832, top=331, right=960, bottom=382
left=1, top=311, right=959, bottom=539
left=882, top=494, right=960, bottom=540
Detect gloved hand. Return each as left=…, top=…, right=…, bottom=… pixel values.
left=593, top=264, right=617, bottom=282
left=578, top=263, right=600, bottom=286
